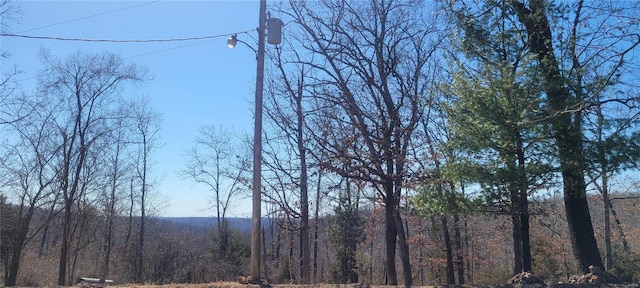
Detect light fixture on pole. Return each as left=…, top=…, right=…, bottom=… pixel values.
left=227, top=0, right=281, bottom=283
left=227, top=35, right=237, bottom=48
left=227, top=34, right=258, bottom=54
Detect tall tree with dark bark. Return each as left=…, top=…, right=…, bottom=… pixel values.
left=558, top=0, right=640, bottom=271
left=509, top=0, right=603, bottom=272
left=444, top=0, right=640, bottom=274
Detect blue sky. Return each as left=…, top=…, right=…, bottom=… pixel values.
left=2, top=1, right=267, bottom=217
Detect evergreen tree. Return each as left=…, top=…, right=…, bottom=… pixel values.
left=443, top=0, right=555, bottom=274
left=327, top=187, right=365, bottom=284
left=210, top=220, right=250, bottom=280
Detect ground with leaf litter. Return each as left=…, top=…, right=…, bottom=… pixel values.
left=74, top=270, right=637, bottom=288
left=75, top=282, right=640, bottom=288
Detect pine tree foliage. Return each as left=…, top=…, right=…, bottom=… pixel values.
left=327, top=190, right=365, bottom=284
left=210, top=220, right=250, bottom=280
left=443, top=0, right=556, bottom=205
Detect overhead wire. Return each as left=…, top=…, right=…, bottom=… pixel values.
left=3, top=1, right=257, bottom=82
left=4, top=0, right=254, bottom=44
left=0, top=30, right=254, bottom=43
left=8, top=29, right=253, bottom=83
left=2, top=0, right=256, bottom=45
left=17, top=0, right=163, bottom=34
left=125, top=39, right=214, bottom=60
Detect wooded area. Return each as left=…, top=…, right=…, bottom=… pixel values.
left=1, top=0, right=640, bottom=287
left=1, top=194, right=639, bottom=286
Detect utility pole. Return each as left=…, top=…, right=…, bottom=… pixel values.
left=250, top=0, right=266, bottom=283
left=228, top=0, right=281, bottom=282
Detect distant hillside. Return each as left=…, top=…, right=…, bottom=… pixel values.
left=158, top=217, right=256, bottom=232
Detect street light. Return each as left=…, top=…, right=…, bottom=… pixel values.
left=227, top=0, right=281, bottom=283
left=227, top=35, right=254, bottom=50
left=227, top=35, right=238, bottom=48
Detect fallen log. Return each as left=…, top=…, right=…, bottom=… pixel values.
left=78, top=277, right=114, bottom=284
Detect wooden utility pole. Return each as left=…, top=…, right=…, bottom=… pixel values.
left=251, top=0, right=267, bottom=282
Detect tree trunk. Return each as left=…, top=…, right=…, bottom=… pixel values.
left=296, top=78, right=311, bottom=284
left=138, top=162, right=146, bottom=282
left=517, top=139, right=532, bottom=272
left=442, top=216, right=455, bottom=284
left=453, top=214, right=465, bottom=284
left=5, top=205, right=36, bottom=286
left=58, top=201, right=72, bottom=285
left=609, top=201, right=629, bottom=252
left=511, top=208, right=523, bottom=274
left=103, top=138, right=121, bottom=282
left=5, top=224, right=25, bottom=286
left=300, top=200, right=310, bottom=284
left=313, top=169, right=323, bottom=283
left=348, top=235, right=359, bottom=284
left=39, top=197, right=59, bottom=257
left=6, top=247, right=20, bottom=286
left=465, top=218, right=473, bottom=283
left=125, top=178, right=135, bottom=254
left=102, top=213, right=113, bottom=282
left=418, top=218, right=425, bottom=285
left=137, top=202, right=144, bottom=279
left=383, top=191, right=398, bottom=285
left=512, top=0, right=603, bottom=273
left=520, top=207, right=532, bottom=272
left=395, top=211, right=412, bottom=287
left=507, top=154, right=523, bottom=274
left=596, top=103, right=612, bottom=270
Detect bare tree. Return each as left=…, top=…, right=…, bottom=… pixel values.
left=181, top=125, right=250, bottom=279
left=261, top=41, right=322, bottom=283
left=182, top=126, right=250, bottom=227
left=36, top=50, right=147, bottom=285
left=0, top=93, right=60, bottom=286
left=0, top=0, right=23, bottom=125
left=0, top=67, right=23, bottom=125
left=279, top=0, right=443, bottom=285
left=95, top=99, right=139, bottom=282
left=130, top=95, right=161, bottom=282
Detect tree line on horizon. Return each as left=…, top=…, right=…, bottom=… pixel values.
left=1, top=0, right=640, bottom=286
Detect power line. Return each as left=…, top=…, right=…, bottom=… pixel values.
left=11, top=37, right=220, bottom=83
left=18, top=0, right=163, bottom=34
left=0, top=30, right=253, bottom=43
left=5, top=1, right=255, bottom=44
left=125, top=39, right=215, bottom=60
left=7, top=29, right=254, bottom=83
